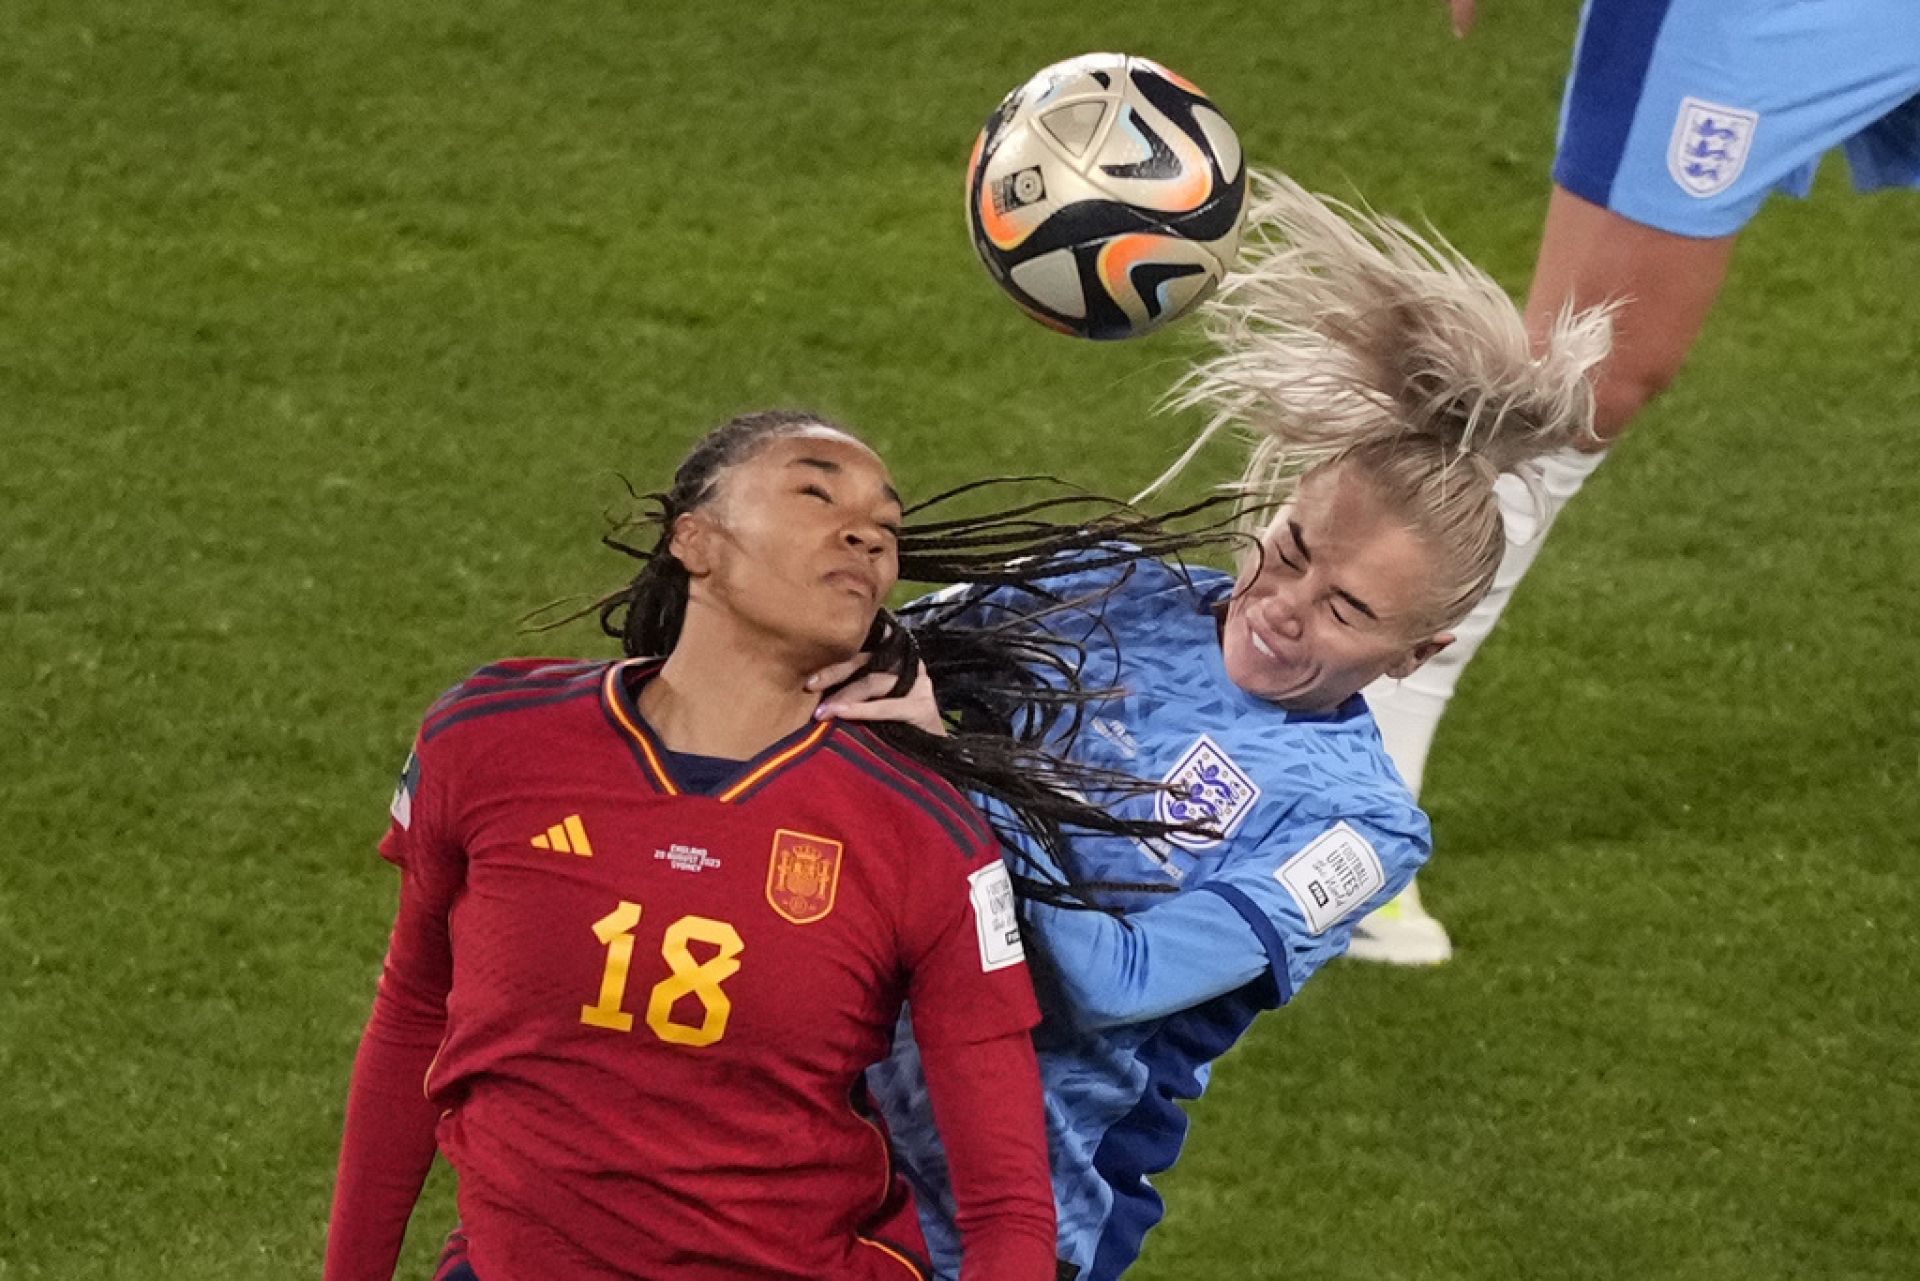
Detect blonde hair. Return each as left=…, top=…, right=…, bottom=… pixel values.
left=1150, top=172, right=1614, bottom=635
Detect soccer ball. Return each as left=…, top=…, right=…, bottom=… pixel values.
left=965, top=53, right=1247, bottom=341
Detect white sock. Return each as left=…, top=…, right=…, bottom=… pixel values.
left=1367, top=445, right=1608, bottom=796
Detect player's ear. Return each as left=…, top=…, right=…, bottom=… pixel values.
left=667, top=510, right=716, bottom=577
left=1387, top=632, right=1453, bottom=680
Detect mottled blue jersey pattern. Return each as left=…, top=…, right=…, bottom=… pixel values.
left=868, top=555, right=1430, bottom=1279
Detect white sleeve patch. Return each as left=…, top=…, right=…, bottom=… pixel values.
left=389, top=751, right=417, bottom=830
left=1273, top=822, right=1386, bottom=935
left=968, top=862, right=1026, bottom=972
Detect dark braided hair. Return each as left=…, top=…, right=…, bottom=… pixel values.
left=589, top=409, right=1259, bottom=908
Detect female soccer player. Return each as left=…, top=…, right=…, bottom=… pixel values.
left=324, top=410, right=1217, bottom=1281
left=819, top=176, right=1614, bottom=1280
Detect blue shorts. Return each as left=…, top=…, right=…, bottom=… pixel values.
left=1554, top=0, right=1920, bottom=237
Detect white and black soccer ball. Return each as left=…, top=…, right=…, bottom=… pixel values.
left=965, top=53, right=1247, bottom=340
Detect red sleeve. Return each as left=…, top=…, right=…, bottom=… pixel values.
left=917, top=1028, right=1056, bottom=1281
left=324, top=747, right=461, bottom=1281
left=903, top=833, right=1040, bottom=1047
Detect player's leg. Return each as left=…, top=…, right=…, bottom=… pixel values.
left=1351, top=189, right=1734, bottom=966
left=1360, top=0, right=1920, bottom=965
left=1352, top=0, right=1774, bottom=965
left=1527, top=187, right=1737, bottom=438
left=1534, top=0, right=1920, bottom=436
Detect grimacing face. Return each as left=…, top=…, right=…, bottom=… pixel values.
left=1219, top=464, right=1453, bottom=713
left=672, top=428, right=904, bottom=669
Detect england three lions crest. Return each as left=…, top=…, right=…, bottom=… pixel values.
left=1157, top=735, right=1261, bottom=850
left=1668, top=97, right=1758, bottom=198
left=766, top=829, right=844, bottom=924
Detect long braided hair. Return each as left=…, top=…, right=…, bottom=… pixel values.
left=590, top=409, right=1253, bottom=905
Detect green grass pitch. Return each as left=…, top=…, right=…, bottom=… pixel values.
left=3, top=2, right=1917, bottom=1277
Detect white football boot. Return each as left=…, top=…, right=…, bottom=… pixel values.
left=1348, top=878, right=1452, bottom=966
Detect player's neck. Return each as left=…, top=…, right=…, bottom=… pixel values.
left=641, top=635, right=819, bottom=760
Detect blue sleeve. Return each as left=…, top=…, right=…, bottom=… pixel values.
left=1208, top=816, right=1430, bottom=999
left=1022, top=890, right=1283, bottom=1030
left=1027, top=814, right=1429, bottom=1030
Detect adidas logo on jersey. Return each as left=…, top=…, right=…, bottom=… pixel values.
left=1091, top=716, right=1141, bottom=759
left=532, top=814, right=594, bottom=857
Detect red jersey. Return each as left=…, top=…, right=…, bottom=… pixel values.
left=345, top=658, right=1044, bottom=1280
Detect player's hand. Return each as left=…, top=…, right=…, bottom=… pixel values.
left=807, top=656, right=947, bottom=736
left=1444, top=0, right=1477, bottom=37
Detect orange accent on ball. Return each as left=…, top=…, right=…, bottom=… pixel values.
left=978, top=175, right=1038, bottom=253
left=1159, top=67, right=1207, bottom=97
left=1095, top=233, right=1169, bottom=303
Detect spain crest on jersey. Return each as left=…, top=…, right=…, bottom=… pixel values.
left=766, top=829, right=844, bottom=924
left=1668, top=96, right=1758, bottom=198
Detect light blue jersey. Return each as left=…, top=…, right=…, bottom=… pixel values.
left=867, top=555, right=1430, bottom=1280
left=1556, top=0, right=1920, bottom=237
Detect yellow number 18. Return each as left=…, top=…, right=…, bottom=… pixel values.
left=580, top=900, right=745, bottom=1048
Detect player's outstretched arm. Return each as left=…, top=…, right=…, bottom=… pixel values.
left=1023, top=892, right=1277, bottom=1029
